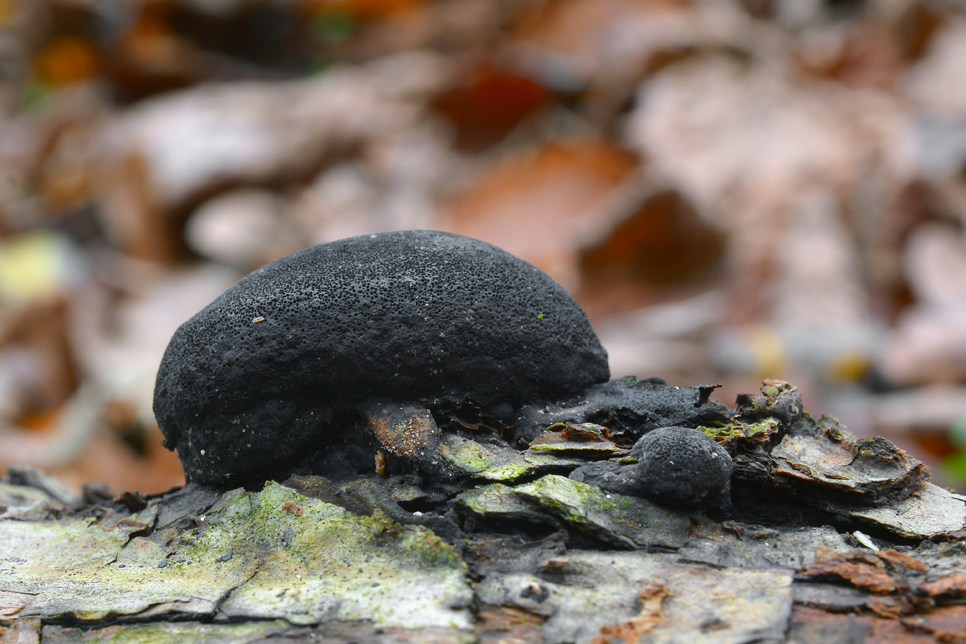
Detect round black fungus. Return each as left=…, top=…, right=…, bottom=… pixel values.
left=630, top=426, right=733, bottom=507
left=153, top=230, right=609, bottom=485
left=572, top=426, right=733, bottom=509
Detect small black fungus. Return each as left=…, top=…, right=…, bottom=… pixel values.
left=630, top=426, right=733, bottom=507
left=572, top=426, right=733, bottom=509
left=153, top=230, right=609, bottom=486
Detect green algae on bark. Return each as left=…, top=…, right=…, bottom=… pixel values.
left=697, top=417, right=782, bottom=455
left=0, top=482, right=472, bottom=630
left=40, top=620, right=479, bottom=644
left=438, top=433, right=584, bottom=484
left=42, top=620, right=294, bottom=644
left=512, top=474, right=690, bottom=548
left=438, top=434, right=503, bottom=475
left=181, top=482, right=473, bottom=628
left=453, top=484, right=551, bottom=527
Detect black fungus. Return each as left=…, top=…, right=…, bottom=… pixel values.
left=515, top=376, right=731, bottom=445
left=571, top=426, right=733, bottom=509
left=153, top=230, right=609, bottom=485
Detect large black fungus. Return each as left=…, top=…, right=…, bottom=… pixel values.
left=571, top=426, right=733, bottom=509
left=153, top=230, right=610, bottom=485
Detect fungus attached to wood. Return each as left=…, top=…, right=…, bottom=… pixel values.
left=571, top=426, right=734, bottom=509
left=153, top=230, right=610, bottom=486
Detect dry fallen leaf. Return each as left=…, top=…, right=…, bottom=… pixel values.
left=441, top=140, right=637, bottom=289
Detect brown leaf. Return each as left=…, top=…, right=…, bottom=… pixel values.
left=900, top=606, right=966, bottom=644
left=921, top=572, right=966, bottom=598
left=800, top=546, right=902, bottom=595
left=794, top=604, right=966, bottom=644
left=867, top=596, right=911, bottom=619
left=512, top=0, right=688, bottom=62
left=432, top=61, right=553, bottom=152
left=441, top=140, right=637, bottom=289
left=579, top=187, right=725, bottom=289
left=876, top=549, right=929, bottom=573
left=34, top=36, right=100, bottom=87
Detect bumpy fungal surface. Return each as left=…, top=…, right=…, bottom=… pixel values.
left=515, top=377, right=730, bottom=444
left=630, top=426, right=733, bottom=507
left=572, top=426, right=733, bottom=509
left=153, top=230, right=609, bottom=485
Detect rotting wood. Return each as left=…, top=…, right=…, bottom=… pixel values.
left=2, top=380, right=966, bottom=643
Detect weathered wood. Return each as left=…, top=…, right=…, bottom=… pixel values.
left=2, top=465, right=965, bottom=643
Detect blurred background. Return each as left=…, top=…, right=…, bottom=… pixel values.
left=2, top=0, right=966, bottom=495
